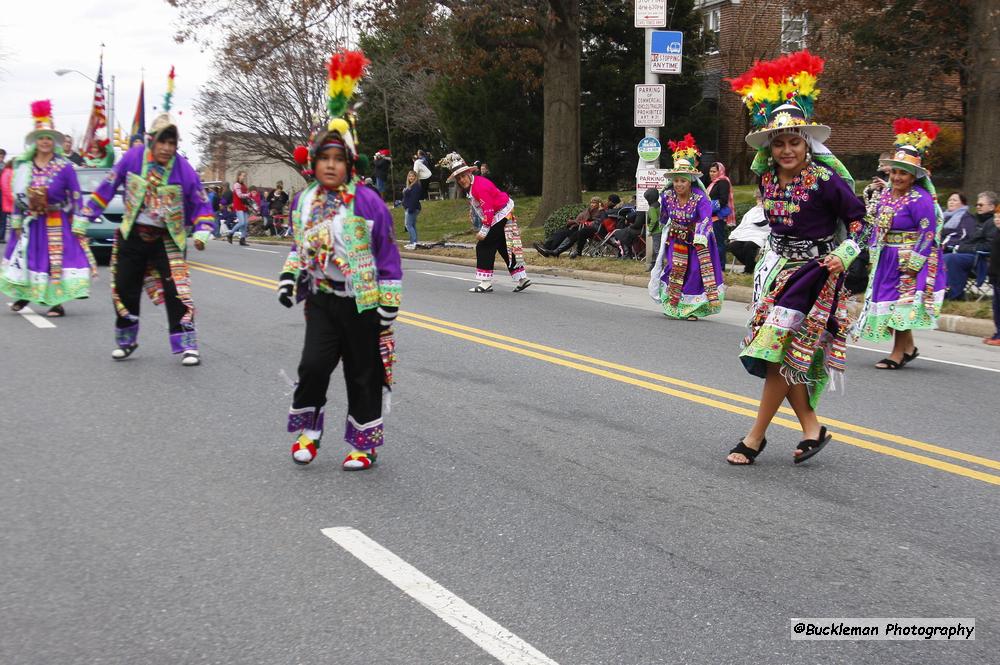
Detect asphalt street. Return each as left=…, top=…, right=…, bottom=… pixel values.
left=2, top=239, right=997, bottom=665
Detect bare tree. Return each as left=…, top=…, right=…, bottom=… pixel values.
left=193, top=32, right=334, bottom=175
left=167, top=0, right=353, bottom=67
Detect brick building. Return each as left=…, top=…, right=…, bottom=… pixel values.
left=200, top=132, right=305, bottom=191
left=693, top=0, right=963, bottom=183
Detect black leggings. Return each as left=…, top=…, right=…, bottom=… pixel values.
left=292, top=291, right=384, bottom=435
left=114, top=228, right=187, bottom=333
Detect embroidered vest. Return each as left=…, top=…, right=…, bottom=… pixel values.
left=122, top=151, right=186, bottom=247
left=292, top=182, right=380, bottom=313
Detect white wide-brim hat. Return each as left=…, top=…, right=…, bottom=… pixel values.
left=25, top=127, right=65, bottom=147
left=879, top=146, right=928, bottom=179
left=745, top=102, right=830, bottom=149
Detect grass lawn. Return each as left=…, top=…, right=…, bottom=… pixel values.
left=267, top=190, right=991, bottom=320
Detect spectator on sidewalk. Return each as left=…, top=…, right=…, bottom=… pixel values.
left=726, top=191, right=769, bottom=273
left=373, top=150, right=391, bottom=197
left=413, top=150, right=432, bottom=201
left=62, top=135, right=84, bottom=166
left=985, top=207, right=1000, bottom=346
left=266, top=181, right=289, bottom=236
left=706, top=162, right=736, bottom=262
left=534, top=196, right=603, bottom=258
left=941, top=191, right=978, bottom=252
left=228, top=171, right=251, bottom=245
left=401, top=170, right=422, bottom=249
left=943, top=191, right=998, bottom=300
left=645, top=187, right=663, bottom=271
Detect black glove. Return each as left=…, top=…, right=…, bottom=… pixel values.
left=377, top=305, right=398, bottom=330
left=277, top=272, right=295, bottom=308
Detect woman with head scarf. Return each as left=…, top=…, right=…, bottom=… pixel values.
left=725, top=51, right=871, bottom=466
left=278, top=51, right=402, bottom=471
left=706, top=161, right=736, bottom=261
left=647, top=134, right=724, bottom=320
left=1, top=101, right=95, bottom=317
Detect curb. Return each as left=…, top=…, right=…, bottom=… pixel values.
left=235, top=239, right=996, bottom=340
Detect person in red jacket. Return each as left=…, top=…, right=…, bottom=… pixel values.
left=227, top=170, right=251, bottom=245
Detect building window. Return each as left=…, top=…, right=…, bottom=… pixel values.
left=781, top=10, right=808, bottom=53
left=704, top=8, right=721, bottom=54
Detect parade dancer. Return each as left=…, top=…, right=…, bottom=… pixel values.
left=856, top=119, right=945, bottom=368
left=278, top=50, right=402, bottom=471
left=82, top=68, right=215, bottom=366
left=647, top=134, right=724, bottom=320
left=724, top=51, right=871, bottom=466
left=1, top=100, right=95, bottom=317
left=446, top=155, right=531, bottom=293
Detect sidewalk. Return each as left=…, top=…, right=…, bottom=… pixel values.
left=243, top=237, right=996, bottom=340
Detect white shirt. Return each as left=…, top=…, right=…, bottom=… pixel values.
left=728, top=204, right=769, bottom=246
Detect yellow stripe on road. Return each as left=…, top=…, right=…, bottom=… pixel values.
left=187, top=261, right=1000, bottom=486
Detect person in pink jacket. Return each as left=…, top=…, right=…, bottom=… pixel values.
left=0, top=155, right=13, bottom=243
left=447, top=156, right=531, bottom=293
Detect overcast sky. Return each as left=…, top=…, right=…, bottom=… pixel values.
left=0, top=0, right=213, bottom=164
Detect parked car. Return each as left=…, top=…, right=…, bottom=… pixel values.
left=76, top=167, right=123, bottom=265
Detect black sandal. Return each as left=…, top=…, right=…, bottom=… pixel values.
left=794, top=426, right=832, bottom=464
left=727, top=438, right=767, bottom=465
left=111, top=344, right=138, bottom=361
left=469, top=284, right=493, bottom=293
left=46, top=305, right=65, bottom=317
left=874, top=358, right=902, bottom=370
left=902, top=347, right=919, bottom=365
left=9, top=299, right=29, bottom=312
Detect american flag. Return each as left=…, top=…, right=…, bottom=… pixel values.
left=82, top=57, right=108, bottom=159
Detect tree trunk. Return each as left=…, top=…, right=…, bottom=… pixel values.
left=962, top=0, right=1000, bottom=197
left=533, top=4, right=582, bottom=226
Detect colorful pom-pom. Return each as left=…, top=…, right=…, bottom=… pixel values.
left=293, top=145, right=309, bottom=165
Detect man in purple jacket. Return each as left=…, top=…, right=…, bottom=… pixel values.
left=82, top=111, right=215, bottom=366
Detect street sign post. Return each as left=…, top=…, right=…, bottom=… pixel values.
left=637, top=137, right=661, bottom=162
left=634, top=0, right=667, bottom=28
left=635, top=167, right=668, bottom=212
left=634, top=84, right=665, bottom=128
left=650, top=30, right=683, bottom=75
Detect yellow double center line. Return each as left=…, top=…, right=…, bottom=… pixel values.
left=189, top=260, right=1000, bottom=487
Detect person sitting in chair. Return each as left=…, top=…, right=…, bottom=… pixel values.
left=533, top=196, right=603, bottom=258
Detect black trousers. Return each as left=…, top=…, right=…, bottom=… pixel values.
left=727, top=240, right=762, bottom=273
left=115, top=227, right=187, bottom=333
left=476, top=219, right=517, bottom=276
left=293, top=291, right=383, bottom=435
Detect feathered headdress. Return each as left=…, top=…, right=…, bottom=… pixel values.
left=162, top=66, right=175, bottom=113
left=25, top=99, right=65, bottom=147
left=306, top=49, right=370, bottom=167
left=728, top=50, right=830, bottom=149
left=879, top=118, right=940, bottom=179
left=668, top=133, right=701, bottom=164
left=148, top=66, right=179, bottom=142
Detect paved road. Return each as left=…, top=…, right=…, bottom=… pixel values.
left=3, top=240, right=997, bottom=664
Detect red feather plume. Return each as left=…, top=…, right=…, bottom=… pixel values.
left=31, top=99, right=52, bottom=118
left=892, top=118, right=940, bottom=140
left=667, top=133, right=700, bottom=154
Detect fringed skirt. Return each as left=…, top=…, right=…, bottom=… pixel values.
left=649, top=237, right=724, bottom=319
left=740, top=250, right=850, bottom=410
left=856, top=238, right=945, bottom=342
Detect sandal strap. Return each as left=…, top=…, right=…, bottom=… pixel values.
left=729, top=439, right=764, bottom=459
left=796, top=427, right=829, bottom=452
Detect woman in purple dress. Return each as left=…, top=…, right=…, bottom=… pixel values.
left=856, top=119, right=945, bottom=367
left=648, top=134, right=724, bottom=320
left=726, top=51, right=871, bottom=466
left=1, top=101, right=94, bottom=316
